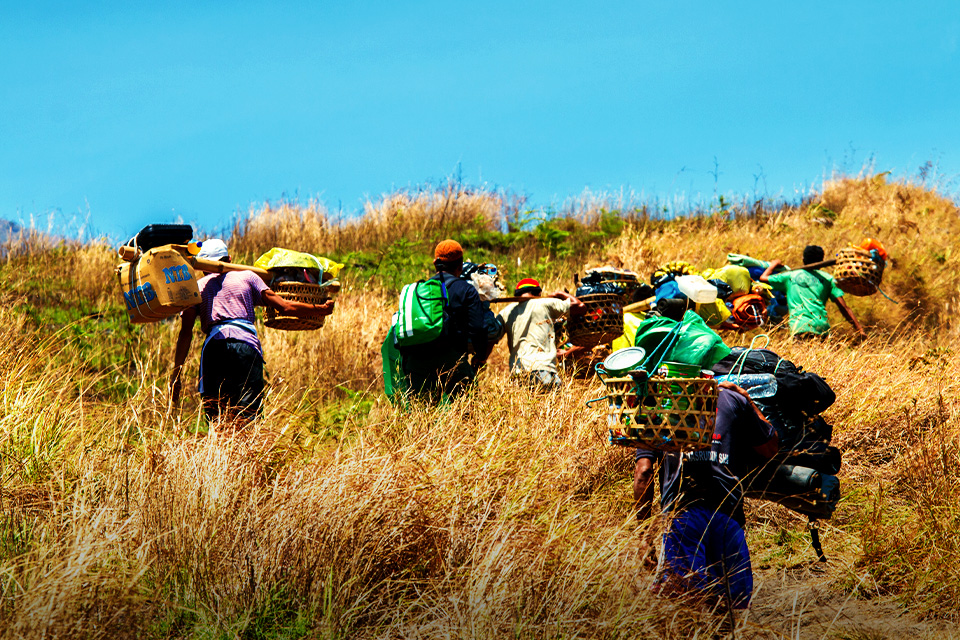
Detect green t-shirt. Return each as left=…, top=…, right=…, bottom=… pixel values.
left=766, top=269, right=844, bottom=335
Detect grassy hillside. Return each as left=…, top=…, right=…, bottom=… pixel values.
left=1, top=172, right=959, bottom=638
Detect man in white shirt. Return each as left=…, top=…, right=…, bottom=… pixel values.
left=496, top=278, right=584, bottom=388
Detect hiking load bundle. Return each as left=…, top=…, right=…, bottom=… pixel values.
left=253, top=248, right=343, bottom=331
left=729, top=292, right=768, bottom=330
left=712, top=343, right=842, bottom=560
left=461, top=262, right=505, bottom=301
left=392, top=278, right=448, bottom=348
left=116, top=224, right=272, bottom=325
left=381, top=275, right=450, bottom=401
left=566, top=293, right=624, bottom=347
left=600, top=370, right=719, bottom=452
left=117, top=245, right=202, bottom=324
left=833, top=245, right=885, bottom=296
left=576, top=267, right=641, bottom=304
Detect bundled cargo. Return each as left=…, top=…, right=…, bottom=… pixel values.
left=566, top=293, right=624, bottom=347
left=253, top=248, right=344, bottom=331
left=576, top=266, right=640, bottom=304
left=713, top=343, right=843, bottom=559
left=590, top=323, right=718, bottom=453
left=115, top=225, right=272, bottom=324
left=121, top=223, right=193, bottom=253
left=834, top=244, right=886, bottom=296
left=600, top=370, right=718, bottom=452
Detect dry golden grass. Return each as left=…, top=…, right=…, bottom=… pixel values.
left=1, top=173, right=959, bottom=638
left=229, top=185, right=506, bottom=264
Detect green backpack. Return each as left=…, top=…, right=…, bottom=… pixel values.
left=393, top=277, right=449, bottom=347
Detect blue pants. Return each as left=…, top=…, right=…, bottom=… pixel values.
left=659, top=506, right=753, bottom=609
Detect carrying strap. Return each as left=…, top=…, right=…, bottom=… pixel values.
left=729, top=333, right=773, bottom=379
left=639, top=316, right=686, bottom=374
left=809, top=518, right=827, bottom=562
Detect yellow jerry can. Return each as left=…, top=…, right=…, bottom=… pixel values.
left=116, top=246, right=200, bottom=323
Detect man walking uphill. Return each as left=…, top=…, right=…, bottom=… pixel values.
left=398, top=240, right=489, bottom=403
left=497, top=278, right=584, bottom=388
left=635, top=383, right=779, bottom=609
left=171, top=239, right=335, bottom=424
left=760, top=245, right=866, bottom=340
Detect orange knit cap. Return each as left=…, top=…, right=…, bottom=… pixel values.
left=434, top=239, right=464, bottom=263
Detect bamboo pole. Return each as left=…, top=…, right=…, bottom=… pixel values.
left=117, top=244, right=272, bottom=282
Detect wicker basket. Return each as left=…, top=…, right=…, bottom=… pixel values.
left=567, top=293, right=624, bottom=347
left=603, top=375, right=717, bottom=452
left=263, top=282, right=330, bottom=331
left=834, top=247, right=884, bottom=296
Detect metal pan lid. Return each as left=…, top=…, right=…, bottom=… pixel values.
left=602, top=347, right=646, bottom=374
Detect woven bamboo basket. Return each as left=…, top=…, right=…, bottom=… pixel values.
left=567, top=293, right=624, bottom=347
left=263, top=282, right=331, bottom=331
left=833, top=247, right=884, bottom=296
left=603, top=376, right=717, bottom=452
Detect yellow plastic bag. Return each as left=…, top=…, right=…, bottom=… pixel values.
left=695, top=299, right=732, bottom=328
left=612, top=312, right=645, bottom=351
left=701, top=265, right=753, bottom=297
left=254, top=248, right=344, bottom=278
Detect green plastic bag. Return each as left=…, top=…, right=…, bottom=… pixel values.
left=381, top=325, right=408, bottom=403
left=254, top=248, right=344, bottom=278
left=634, top=310, right=731, bottom=370
left=393, top=278, right=448, bottom=347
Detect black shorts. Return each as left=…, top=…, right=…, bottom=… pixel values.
left=200, top=339, right=265, bottom=419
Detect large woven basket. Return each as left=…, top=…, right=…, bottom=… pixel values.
left=603, top=375, right=717, bottom=452
left=263, top=282, right=330, bottom=331
left=567, top=293, right=624, bottom=347
left=834, top=247, right=884, bottom=296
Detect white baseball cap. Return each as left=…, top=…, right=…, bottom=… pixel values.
left=197, top=238, right=229, bottom=261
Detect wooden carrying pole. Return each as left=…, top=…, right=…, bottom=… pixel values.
left=490, top=296, right=545, bottom=304
left=622, top=296, right=655, bottom=314
left=117, top=244, right=272, bottom=282
left=789, top=258, right=837, bottom=272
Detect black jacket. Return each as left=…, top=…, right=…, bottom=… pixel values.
left=399, top=271, right=489, bottom=373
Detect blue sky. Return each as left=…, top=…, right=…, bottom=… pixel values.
left=2, top=1, right=958, bottom=240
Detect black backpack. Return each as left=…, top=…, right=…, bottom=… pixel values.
left=715, top=347, right=842, bottom=561
left=714, top=347, right=836, bottom=430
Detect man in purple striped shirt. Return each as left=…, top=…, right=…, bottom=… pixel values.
left=171, top=239, right=334, bottom=424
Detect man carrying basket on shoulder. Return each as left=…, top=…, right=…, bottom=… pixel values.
left=759, top=245, right=866, bottom=341
left=171, top=239, right=335, bottom=425
left=634, top=382, right=778, bottom=609
left=497, top=278, right=585, bottom=389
